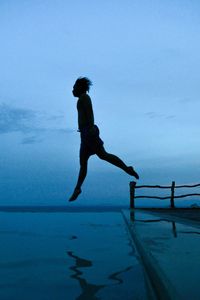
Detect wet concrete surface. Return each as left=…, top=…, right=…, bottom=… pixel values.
left=122, top=209, right=200, bottom=300
left=146, top=208, right=200, bottom=227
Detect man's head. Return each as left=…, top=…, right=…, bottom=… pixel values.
left=72, top=77, right=92, bottom=97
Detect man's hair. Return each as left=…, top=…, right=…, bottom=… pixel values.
left=75, top=77, right=93, bottom=92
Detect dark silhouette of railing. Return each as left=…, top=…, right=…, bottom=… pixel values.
left=129, top=181, right=200, bottom=209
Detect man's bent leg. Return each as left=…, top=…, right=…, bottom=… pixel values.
left=69, top=148, right=90, bottom=202
left=96, top=147, right=139, bottom=179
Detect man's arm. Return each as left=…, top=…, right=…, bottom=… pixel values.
left=83, top=95, right=94, bottom=128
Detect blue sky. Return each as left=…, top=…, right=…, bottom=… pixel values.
left=1, top=0, right=200, bottom=207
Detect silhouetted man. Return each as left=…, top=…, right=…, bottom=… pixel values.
left=69, top=77, right=139, bottom=201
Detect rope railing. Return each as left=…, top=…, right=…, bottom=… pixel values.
left=134, top=183, right=200, bottom=189
left=129, top=181, right=200, bottom=209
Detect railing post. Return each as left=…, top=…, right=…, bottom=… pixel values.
left=130, top=181, right=136, bottom=209
left=170, top=181, right=175, bottom=208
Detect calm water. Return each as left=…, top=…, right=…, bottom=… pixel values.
left=0, top=211, right=148, bottom=300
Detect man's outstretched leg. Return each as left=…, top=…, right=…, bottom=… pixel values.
left=96, top=147, right=139, bottom=179
left=69, top=150, right=90, bottom=202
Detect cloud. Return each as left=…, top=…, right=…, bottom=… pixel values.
left=21, top=135, right=42, bottom=145
left=46, top=114, right=64, bottom=121
left=165, top=115, right=175, bottom=120
left=145, top=111, right=175, bottom=120
left=178, top=97, right=194, bottom=104
left=145, top=111, right=162, bottom=119
left=0, top=103, right=74, bottom=144
left=0, top=103, right=36, bottom=134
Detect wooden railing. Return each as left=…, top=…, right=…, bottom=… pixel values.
left=129, top=181, right=200, bottom=209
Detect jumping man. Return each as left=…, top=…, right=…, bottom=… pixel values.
left=69, top=77, right=139, bottom=201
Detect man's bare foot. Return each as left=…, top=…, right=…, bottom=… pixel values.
left=69, top=188, right=82, bottom=202
left=127, top=166, right=139, bottom=179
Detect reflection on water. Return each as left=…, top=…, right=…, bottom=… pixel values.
left=108, top=266, right=132, bottom=285
left=67, top=250, right=133, bottom=300
left=67, top=251, right=105, bottom=300
left=129, top=210, right=178, bottom=238
left=129, top=210, right=200, bottom=239
left=0, top=212, right=148, bottom=300
left=179, top=230, right=200, bottom=235
left=172, top=221, right=177, bottom=238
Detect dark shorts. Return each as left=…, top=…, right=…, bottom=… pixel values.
left=80, top=125, right=104, bottom=157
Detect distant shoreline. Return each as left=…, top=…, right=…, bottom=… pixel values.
left=0, top=205, right=199, bottom=213
left=0, top=205, right=128, bottom=213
